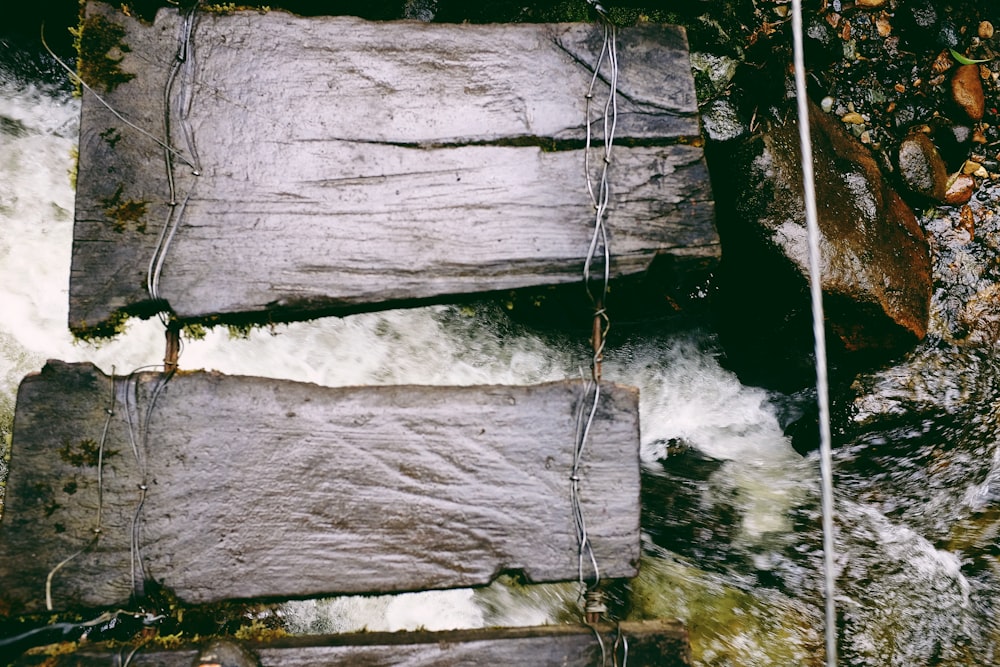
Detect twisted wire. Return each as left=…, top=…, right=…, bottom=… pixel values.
left=45, top=367, right=117, bottom=610
left=613, top=624, right=629, bottom=667
left=149, top=4, right=202, bottom=318
left=572, top=16, right=619, bottom=659
left=122, top=365, right=175, bottom=600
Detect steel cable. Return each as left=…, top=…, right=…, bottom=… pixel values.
left=791, top=1, right=839, bottom=664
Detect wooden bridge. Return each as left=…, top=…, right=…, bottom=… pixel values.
left=1, top=2, right=714, bottom=664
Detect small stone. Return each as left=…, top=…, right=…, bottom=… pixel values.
left=856, top=0, right=887, bottom=7
left=876, top=14, right=892, bottom=37
left=944, top=173, right=975, bottom=204
left=951, top=64, right=985, bottom=121
left=821, top=96, right=835, bottom=113
left=957, top=205, right=975, bottom=239
left=931, top=50, right=953, bottom=74
left=898, top=132, right=950, bottom=201
left=975, top=165, right=989, bottom=178
left=962, top=160, right=983, bottom=175
left=842, top=112, right=865, bottom=124
left=701, top=98, right=747, bottom=143
left=979, top=21, right=994, bottom=40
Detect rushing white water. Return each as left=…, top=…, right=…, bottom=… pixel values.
left=4, top=44, right=999, bottom=666
left=0, top=56, right=803, bottom=635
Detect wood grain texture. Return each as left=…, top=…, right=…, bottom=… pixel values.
left=70, top=2, right=716, bottom=332
left=0, top=362, right=640, bottom=614
left=14, top=621, right=691, bottom=667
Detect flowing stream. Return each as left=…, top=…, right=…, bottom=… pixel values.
left=2, top=38, right=999, bottom=666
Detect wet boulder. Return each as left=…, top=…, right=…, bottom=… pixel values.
left=709, top=102, right=932, bottom=390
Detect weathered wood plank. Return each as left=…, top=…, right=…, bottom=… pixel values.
left=70, top=2, right=716, bottom=332
left=0, top=361, right=640, bottom=614
left=14, top=621, right=691, bottom=667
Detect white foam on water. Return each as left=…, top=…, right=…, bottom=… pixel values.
left=7, top=59, right=996, bottom=666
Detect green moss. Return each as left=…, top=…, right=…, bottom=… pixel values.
left=628, top=555, right=824, bottom=666
left=225, top=323, right=254, bottom=339
left=72, top=13, right=135, bottom=93
left=99, top=127, right=122, bottom=148
left=182, top=323, right=208, bottom=341
left=58, top=438, right=117, bottom=468
left=101, top=184, right=148, bottom=233
left=202, top=3, right=272, bottom=14
left=68, top=146, right=79, bottom=190
left=71, top=308, right=131, bottom=342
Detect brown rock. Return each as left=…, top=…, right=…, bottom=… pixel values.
left=856, top=0, right=887, bottom=7
left=898, top=132, right=950, bottom=202
left=979, top=21, right=994, bottom=40
left=709, top=102, right=932, bottom=387
left=944, top=173, right=976, bottom=205
left=951, top=64, right=985, bottom=121
left=957, top=204, right=975, bottom=239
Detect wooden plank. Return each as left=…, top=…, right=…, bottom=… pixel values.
left=0, top=361, right=640, bottom=614
left=70, top=2, right=716, bottom=332
left=14, top=621, right=691, bottom=666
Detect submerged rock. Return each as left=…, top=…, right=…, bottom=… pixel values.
left=709, top=102, right=932, bottom=389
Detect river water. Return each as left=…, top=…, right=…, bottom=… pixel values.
left=2, top=35, right=999, bottom=666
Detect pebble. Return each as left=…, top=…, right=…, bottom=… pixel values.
left=944, top=173, right=976, bottom=205
left=980, top=21, right=995, bottom=40
left=951, top=64, right=985, bottom=121
left=821, top=96, right=835, bottom=113
left=963, top=160, right=983, bottom=175
left=957, top=205, right=975, bottom=239
left=842, top=112, right=865, bottom=124
left=856, top=0, right=887, bottom=7
left=898, top=132, right=950, bottom=201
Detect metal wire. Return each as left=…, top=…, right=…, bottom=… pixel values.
left=573, top=10, right=619, bottom=639
left=613, top=624, right=629, bottom=667
left=39, top=25, right=196, bottom=169
left=791, top=1, right=838, bottom=665
left=122, top=365, right=175, bottom=599
left=45, top=367, right=117, bottom=610
left=149, top=4, right=202, bottom=319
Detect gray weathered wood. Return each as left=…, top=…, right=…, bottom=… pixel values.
left=14, top=621, right=691, bottom=666
left=70, top=2, right=716, bottom=333
left=0, top=361, right=640, bottom=614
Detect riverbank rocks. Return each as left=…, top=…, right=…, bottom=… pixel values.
left=898, top=131, right=950, bottom=201
left=951, top=64, right=985, bottom=121
left=709, top=102, right=932, bottom=389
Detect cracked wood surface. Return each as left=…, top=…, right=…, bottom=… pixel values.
left=0, top=361, right=640, bottom=614
left=14, top=621, right=691, bottom=666
left=70, top=2, right=716, bottom=332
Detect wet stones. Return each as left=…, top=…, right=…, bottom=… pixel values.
left=951, top=64, right=986, bottom=121
left=898, top=132, right=949, bottom=201
left=709, top=102, right=932, bottom=388
left=929, top=119, right=973, bottom=171
left=945, top=173, right=976, bottom=205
